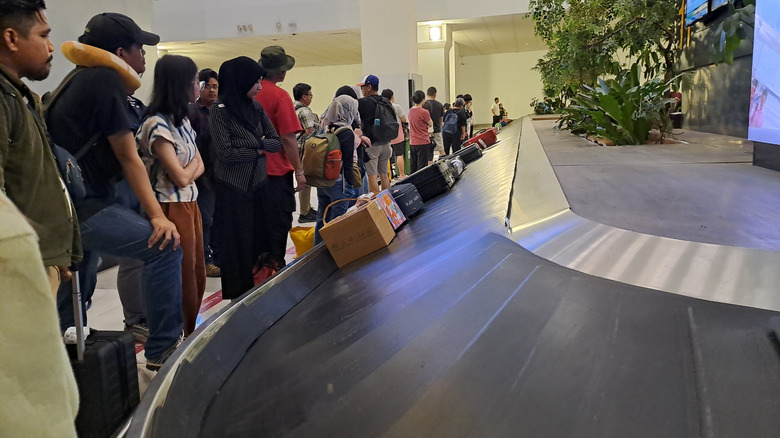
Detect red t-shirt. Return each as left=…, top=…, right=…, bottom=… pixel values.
left=408, top=106, right=431, bottom=146
left=254, top=79, right=302, bottom=176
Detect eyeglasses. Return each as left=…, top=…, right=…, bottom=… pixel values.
left=199, top=81, right=219, bottom=91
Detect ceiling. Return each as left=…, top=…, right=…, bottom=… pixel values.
left=157, top=13, right=547, bottom=71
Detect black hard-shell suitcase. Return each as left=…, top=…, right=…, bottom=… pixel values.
left=66, top=275, right=139, bottom=438
left=390, top=183, right=423, bottom=218
left=453, top=143, right=482, bottom=163
left=402, top=160, right=455, bottom=202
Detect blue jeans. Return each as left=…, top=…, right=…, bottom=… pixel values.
left=314, top=176, right=355, bottom=245
left=57, top=203, right=183, bottom=360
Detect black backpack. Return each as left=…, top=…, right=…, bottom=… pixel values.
left=368, top=96, right=399, bottom=143
left=42, top=68, right=99, bottom=202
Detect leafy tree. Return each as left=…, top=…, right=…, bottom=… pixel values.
left=528, top=0, right=681, bottom=96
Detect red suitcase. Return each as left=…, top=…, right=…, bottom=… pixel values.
left=463, top=128, right=497, bottom=150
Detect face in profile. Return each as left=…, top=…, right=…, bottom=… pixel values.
left=13, top=9, right=54, bottom=81
left=120, top=43, right=146, bottom=75
left=246, top=78, right=262, bottom=98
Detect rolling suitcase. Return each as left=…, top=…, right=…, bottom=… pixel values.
left=463, top=127, right=497, bottom=150
left=390, top=183, right=423, bottom=218
left=453, top=143, right=482, bottom=163
left=66, top=273, right=140, bottom=438
left=402, top=160, right=455, bottom=202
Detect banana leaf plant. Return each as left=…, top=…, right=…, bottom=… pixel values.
left=559, top=63, right=679, bottom=145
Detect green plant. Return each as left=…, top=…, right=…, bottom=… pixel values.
left=559, top=64, right=678, bottom=145
left=712, top=0, right=755, bottom=65
left=528, top=0, right=681, bottom=97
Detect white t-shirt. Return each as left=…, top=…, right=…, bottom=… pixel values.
left=491, top=102, right=500, bottom=116
left=136, top=113, right=199, bottom=203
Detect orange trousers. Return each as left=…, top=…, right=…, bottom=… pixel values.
left=161, top=201, right=206, bottom=336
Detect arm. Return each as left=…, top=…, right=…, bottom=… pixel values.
left=209, top=108, right=273, bottom=163
left=152, top=138, right=204, bottom=188
left=281, top=133, right=306, bottom=191
left=400, top=114, right=408, bottom=124
left=108, top=130, right=180, bottom=250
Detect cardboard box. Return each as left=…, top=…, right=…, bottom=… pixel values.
left=319, top=200, right=395, bottom=268
left=374, top=189, right=406, bottom=229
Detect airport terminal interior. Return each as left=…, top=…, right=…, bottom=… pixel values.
left=3, top=0, right=780, bottom=437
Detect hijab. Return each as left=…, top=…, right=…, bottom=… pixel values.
left=217, top=56, right=266, bottom=127
left=322, top=95, right=358, bottom=129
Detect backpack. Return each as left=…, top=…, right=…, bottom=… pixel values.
left=43, top=67, right=99, bottom=202
left=442, top=111, right=459, bottom=135
left=369, top=96, right=399, bottom=143
left=302, top=126, right=349, bottom=187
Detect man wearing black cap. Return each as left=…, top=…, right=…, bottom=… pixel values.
left=46, top=12, right=183, bottom=370
left=254, top=45, right=304, bottom=274
left=357, top=74, right=393, bottom=193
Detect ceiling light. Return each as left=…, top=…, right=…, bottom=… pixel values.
left=429, top=26, right=442, bottom=41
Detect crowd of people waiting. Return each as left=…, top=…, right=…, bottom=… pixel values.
left=0, top=2, right=489, bottom=435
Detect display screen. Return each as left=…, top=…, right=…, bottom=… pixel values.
left=748, top=2, right=780, bottom=145
left=685, top=0, right=708, bottom=26
left=710, top=0, right=730, bottom=10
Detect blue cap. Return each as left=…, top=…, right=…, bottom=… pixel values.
left=357, top=74, right=379, bottom=88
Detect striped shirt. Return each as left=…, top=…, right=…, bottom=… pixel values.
left=136, top=113, right=199, bottom=203
left=208, top=102, right=282, bottom=192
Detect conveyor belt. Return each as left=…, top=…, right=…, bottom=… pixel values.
left=200, top=233, right=780, bottom=438
left=127, top=120, right=780, bottom=438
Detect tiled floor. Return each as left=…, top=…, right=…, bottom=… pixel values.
left=87, top=191, right=321, bottom=393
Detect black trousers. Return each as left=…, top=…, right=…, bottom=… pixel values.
left=215, top=181, right=265, bottom=300
left=443, top=133, right=462, bottom=155
left=410, top=143, right=431, bottom=174
left=258, top=172, right=296, bottom=269
left=492, top=115, right=501, bottom=126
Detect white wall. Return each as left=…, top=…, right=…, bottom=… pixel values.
left=152, top=0, right=532, bottom=42
left=29, top=0, right=156, bottom=101
left=418, top=48, right=447, bottom=98
left=455, top=50, right=547, bottom=125
left=277, top=64, right=364, bottom=116
left=418, top=0, right=530, bottom=21
left=153, top=0, right=361, bottom=42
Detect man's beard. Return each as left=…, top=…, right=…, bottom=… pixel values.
left=26, top=55, right=53, bottom=81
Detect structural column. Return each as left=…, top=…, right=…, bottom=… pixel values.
left=358, top=0, right=418, bottom=110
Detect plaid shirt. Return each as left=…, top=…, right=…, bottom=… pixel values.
left=295, top=101, right=319, bottom=150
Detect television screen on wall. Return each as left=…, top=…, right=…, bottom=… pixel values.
left=749, top=2, right=780, bottom=146
left=686, top=0, right=708, bottom=26
left=710, top=0, right=730, bottom=10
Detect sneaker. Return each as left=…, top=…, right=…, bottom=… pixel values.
left=206, top=263, right=221, bottom=277
left=298, top=211, right=317, bottom=223
left=125, top=321, right=149, bottom=343
left=145, top=342, right=178, bottom=372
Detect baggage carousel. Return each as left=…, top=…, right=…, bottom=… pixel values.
left=126, top=119, right=780, bottom=437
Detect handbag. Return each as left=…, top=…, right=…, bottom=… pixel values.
left=51, top=137, right=97, bottom=202
left=289, top=226, right=315, bottom=258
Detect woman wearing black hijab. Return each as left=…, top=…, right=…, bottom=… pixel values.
left=209, top=56, right=282, bottom=299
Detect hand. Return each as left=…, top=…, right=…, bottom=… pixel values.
left=294, top=173, right=306, bottom=192
left=361, top=136, right=372, bottom=147
left=57, top=266, right=72, bottom=281
left=148, top=216, right=181, bottom=251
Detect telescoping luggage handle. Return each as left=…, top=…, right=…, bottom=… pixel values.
left=71, top=269, right=85, bottom=361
